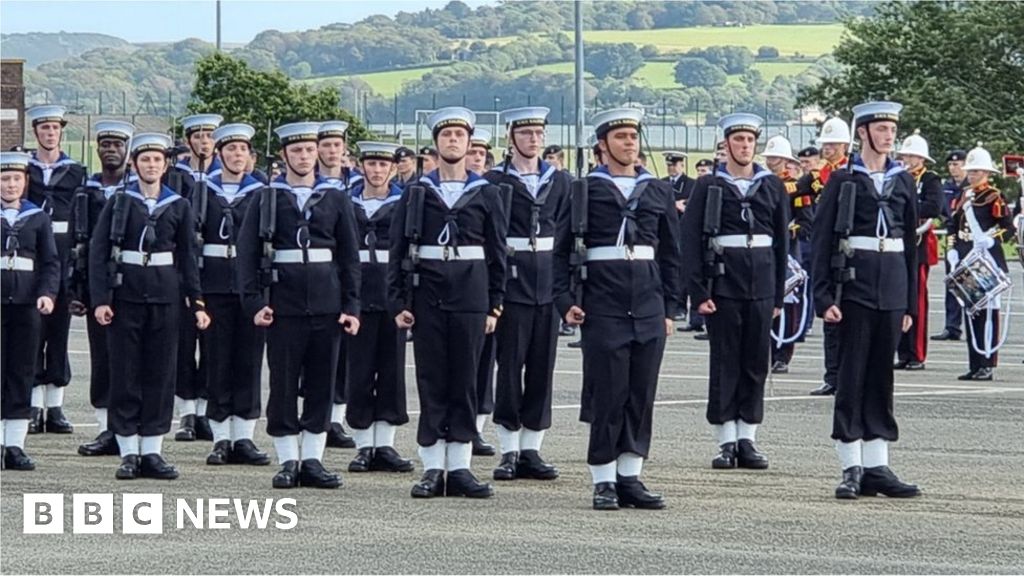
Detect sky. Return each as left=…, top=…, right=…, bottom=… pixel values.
left=0, top=0, right=495, bottom=44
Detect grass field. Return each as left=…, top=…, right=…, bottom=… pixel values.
left=299, top=24, right=839, bottom=97
left=482, top=24, right=842, bottom=56
left=508, top=60, right=814, bottom=90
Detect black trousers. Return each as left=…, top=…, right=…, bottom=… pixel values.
left=2, top=304, right=41, bottom=419
left=832, top=302, right=901, bottom=442
left=86, top=312, right=111, bottom=409
left=412, top=302, right=485, bottom=446
left=966, top=309, right=999, bottom=371
left=580, top=314, right=665, bottom=465
left=35, top=284, right=71, bottom=387
left=333, top=333, right=348, bottom=405
left=203, top=294, right=264, bottom=422
left=266, top=314, right=338, bottom=437
left=494, top=302, right=557, bottom=431
left=175, top=300, right=205, bottom=402
left=476, top=333, right=496, bottom=416
left=108, top=301, right=178, bottom=436
left=705, top=297, right=773, bottom=425
left=345, top=311, right=409, bottom=429
left=822, top=321, right=840, bottom=386
left=944, top=259, right=963, bottom=335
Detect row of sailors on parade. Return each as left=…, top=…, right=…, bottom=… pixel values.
left=2, top=102, right=1017, bottom=509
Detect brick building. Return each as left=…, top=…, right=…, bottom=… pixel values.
left=1, top=60, right=26, bottom=149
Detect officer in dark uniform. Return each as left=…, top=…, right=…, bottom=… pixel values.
left=345, top=141, right=414, bottom=474
left=2, top=151, right=59, bottom=470
left=317, top=120, right=359, bottom=450
left=200, top=123, right=271, bottom=466
left=811, top=101, right=920, bottom=500
left=947, top=143, right=1016, bottom=381
left=894, top=131, right=944, bottom=370
left=388, top=107, right=507, bottom=499
left=24, top=105, right=86, bottom=435
left=681, top=113, right=788, bottom=471
left=418, top=146, right=438, bottom=175
left=542, top=145, right=566, bottom=172
left=798, top=146, right=820, bottom=176
left=172, top=113, right=223, bottom=443
left=805, top=117, right=851, bottom=397
left=555, top=108, right=680, bottom=510
left=662, top=151, right=698, bottom=326
left=933, top=149, right=969, bottom=341
left=485, top=106, right=569, bottom=482
left=90, top=133, right=211, bottom=480
left=394, top=147, right=417, bottom=188
left=71, top=120, right=134, bottom=457
left=236, top=122, right=361, bottom=489
left=694, top=158, right=713, bottom=178
left=763, top=135, right=806, bottom=375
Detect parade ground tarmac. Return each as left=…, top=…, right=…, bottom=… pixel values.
left=2, top=271, right=1023, bottom=574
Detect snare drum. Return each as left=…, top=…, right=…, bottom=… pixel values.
left=945, top=249, right=1012, bottom=315
left=784, top=255, right=808, bottom=299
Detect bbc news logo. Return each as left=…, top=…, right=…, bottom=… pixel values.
left=23, top=494, right=298, bottom=534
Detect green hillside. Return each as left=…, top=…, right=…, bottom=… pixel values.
left=298, top=24, right=838, bottom=97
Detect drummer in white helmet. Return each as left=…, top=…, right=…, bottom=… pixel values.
left=762, top=135, right=804, bottom=376
left=947, top=143, right=1016, bottom=381
left=894, top=130, right=944, bottom=371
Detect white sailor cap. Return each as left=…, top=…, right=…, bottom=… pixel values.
left=592, top=108, right=644, bottom=139
left=94, top=120, right=135, bottom=142
left=718, top=113, right=764, bottom=137
left=356, top=141, right=400, bottom=162
left=852, top=101, right=902, bottom=128
left=318, top=121, right=349, bottom=140
left=502, top=106, right=550, bottom=128
left=212, top=123, right=256, bottom=148
left=274, top=122, right=321, bottom=146
left=130, top=133, right=173, bottom=156
left=0, top=151, right=32, bottom=172
left=180, top=113, right=224, bottom=135
left=428, top=107, right=476, bottom=138
left=470, top=128, right=492, bottom=149
left=763, top=135, right=798, bottom=162
left=662, top=150, right=688, bottom=162
left=26, top=105, right=68, bottom=127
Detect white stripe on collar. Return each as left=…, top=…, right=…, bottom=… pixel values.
left=125, top=189, right=182, bottom=211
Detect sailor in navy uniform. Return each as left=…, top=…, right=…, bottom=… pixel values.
left=485, top=106, right=569, bottom=481
left=1, top=152, right=59, bottom=470
left=681, top=113, right=788, bottom=472
left=24, top=105, right=86, bottom=435
left=388, top=107, right=507, bottom=499
left=315, top=120, right=359, bottom=449
left=467, top=127, right=498, bottom=456
left=71, top=120, right=135, bottom=457
left=236, top=122, right=361, bottom=489
left=811, top=101, right=920, bottom=499
left=694, top=158, right=714, bottom=178
left=199, top=123, right=271, bottom=466
left=172, top=113, right=223, bottom=443
left=344, top=141, right=415, bottom=474
left=89, top=133, right=211, bottom=480
left=554, top=108, right=680, bottom=510
left=948, top=144, right=1016, bottom=381
left=467, top=128, right=492, bottom=176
